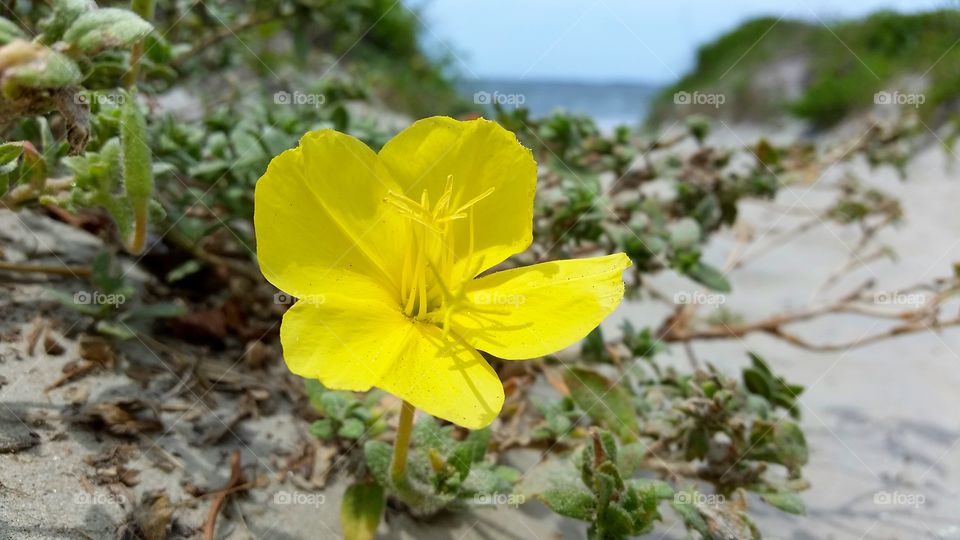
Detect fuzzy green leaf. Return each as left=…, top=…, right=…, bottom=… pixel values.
left=119, top=303, right=185, bottom=322
left=341, top=482, right=385, bottom=540
left=63, top=8, right=153, bottom=55
left=0, top=17, right=24, bottom=45
left=310, top=419, right=335, bottom=440
left=4, top=47, right=82, bottom=90
left=541, top=485, right=596, bottom=521
left=338, top=418, right=366, bottom=440
left=761, top=490, right=806, bottom=515
left=685, top=261, right=732, bottom=292
left=363, top=440, right=393, bottom=487
left=564, top=367, right=639, bottom=441
left=38, top=0, right=96, bottom=44
left=120, top=92, right=153, bottom=207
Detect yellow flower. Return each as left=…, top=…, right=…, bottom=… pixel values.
left=255, top=116, right=630, bottom=429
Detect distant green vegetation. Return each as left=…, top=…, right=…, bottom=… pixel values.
left=649, top=9, right=960, bottom=128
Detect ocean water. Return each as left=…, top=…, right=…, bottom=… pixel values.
left=457, top=78, right=660, bottom=132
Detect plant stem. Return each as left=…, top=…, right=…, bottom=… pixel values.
left=390, top=400, right=415, bottom=485
left=127, top=207, right=148, bottom=254
left=123, top=0, right=156, bottom=88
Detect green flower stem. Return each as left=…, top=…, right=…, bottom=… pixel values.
left=127, top=206, right=148, bottom=254
left=390, top=400, right=415, bottom=485
left=123, top=0, right=156, bottom=88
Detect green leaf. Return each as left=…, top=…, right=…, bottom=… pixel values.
left=0, top=141, right=23, bottom=162
left=761, top=490, right=806, bottom=515
left=120, top=91, right=153, bottom=207
left=460, top=428, right=491, bottom=463
left=304, top=380, right=326, bottom=410
left=94, top=320, right=137, bottom=340
left=38, top=0, right=96, bottom=44
left=63, top=8, right=153, bottom=55
left=493, top=465, right=521, bottom=485
left=742, top=367, right=773, bottom=400
left=748, top=420, right=808, bottom=474
left=600, top=502, right=634, bottom=535
left=119, top=303, right=186, bottom=322
left=754, top=138, right=781, bottom=167
left=0, top=142, right=23, bottom=185
left=616, top=441, right=648, bottom=476
left=685, top=262, right=732, bottom=292
left=320, top=391, right=350, bottom=420
left=461, top=466, right=511, bottom=497
left=310, top=419, right=334, bottom=440
left=748, top=351, right=772, bottom=375
left=668, top=218, right=701, bottom=249
left=581, top=326, right=606, bottom=361
left=684, top=427, right=710, bottom=461
left=541, top=485, right=596, bottom=521
left=670, top=493, right=710, bottom=537
left=3, top=45, right=82, bottom=90
left=165, top=259, right=204, bottom=283
left=411, top=416, right=455, bottom=454
left=628, top=478, right=674, bottom=500
left=363, top=441, right=393, bottom=487
left=46, top=288, right=103, bottom=316
left=448, top=444, right=474, bottom=481
left=0, top=17, right=24, bottom=45
left=564, top=367, right=639, bottom=441
left=337, top=418, right=366, bottom=440
left=341, top=482, right=385, bottom=540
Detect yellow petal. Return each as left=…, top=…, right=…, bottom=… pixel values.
left=377, top=116, right=536, bottom=279
left=450, top=253, right=631, bottom=360
left=380, top=323, right=504, bottom=429
left=281, top=285, right=504, bottom=429
left=279, top=273, right=412, bottom=390
left=255, top=129, right=406, bottom=298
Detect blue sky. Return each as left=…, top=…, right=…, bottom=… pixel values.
left=408, top=0, right=947, bottom=83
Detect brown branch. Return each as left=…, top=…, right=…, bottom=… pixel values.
left=203, top=450, right=247, bottom=540
left=0, top=260, right=92, bottom=278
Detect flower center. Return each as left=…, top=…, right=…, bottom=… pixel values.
left=384, top=176, right=494, bottom=326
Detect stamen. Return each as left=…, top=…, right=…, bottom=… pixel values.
left=433, top=175, right=454, bottom=218
left=383, top=177, right=489, bottom=324
left=454, top=186, right=495, bottom=215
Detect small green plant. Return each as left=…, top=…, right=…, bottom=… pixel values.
left=305, top=380, right=385, bottom=442
left=363, top=417, right=519, bottom=517
left=48, top=251, right=183, bottom=339
left=541, top=430, right=672, bottom=540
